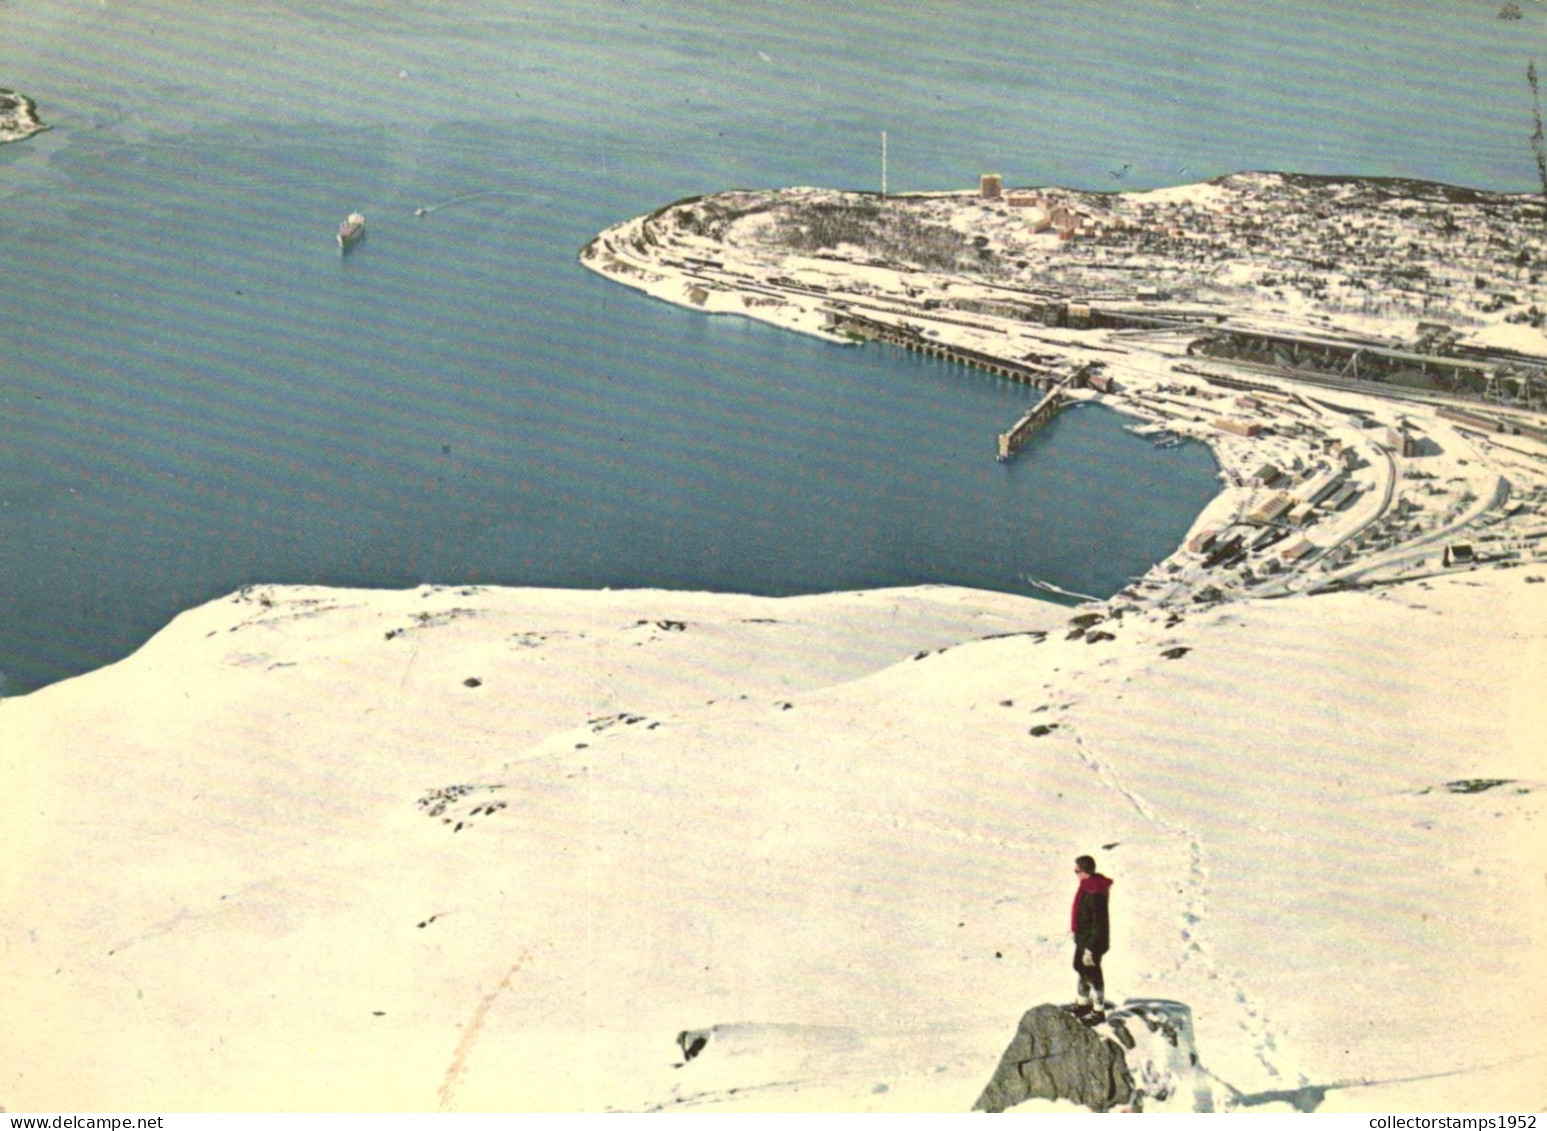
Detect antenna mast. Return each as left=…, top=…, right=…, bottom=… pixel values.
left=881, top=130, right=887, bottom=197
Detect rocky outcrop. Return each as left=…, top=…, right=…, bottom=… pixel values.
left=0, top=89, right=48, bottom=144
left=972, top=1004, right=1134, bottom=1112
left=974, top=1000, right=1212, bottom=1113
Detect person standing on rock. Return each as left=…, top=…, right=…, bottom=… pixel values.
left=1070, top=854, right=1114, bottom=1019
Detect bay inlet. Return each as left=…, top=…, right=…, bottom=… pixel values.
left=3, top=0, right=1527, bottom=695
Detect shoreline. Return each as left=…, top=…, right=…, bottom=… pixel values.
left=579, top=176, right=1547, bottom=612
left=2, top=181, right=1543, bottom=1114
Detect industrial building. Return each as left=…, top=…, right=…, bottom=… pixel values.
left=1279, top=537, right=1317, bottom=564
left=1215, top=417, right=1263, bottom=438
left=1385, top=428, right=1422, bottom=458
left=1297, top=469, right=1347, bottom=508
left=1286, top=502, right=1318, bottom=526
left=1323, top=483, right=1361, bottom=511
left=1247, top=492, right=1294, bottom=525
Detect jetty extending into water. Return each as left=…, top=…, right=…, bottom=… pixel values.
left=824, top=310, right=1100, bottom=460
left=827, top=311, right=1067, bottom=387
left=998, top=377, right=1078, bottom=461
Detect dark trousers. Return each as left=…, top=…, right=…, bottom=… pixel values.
left=1074, top=944, right=1105, bottom=995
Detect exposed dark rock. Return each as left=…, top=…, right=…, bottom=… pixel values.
left=1029, top=723, right=1059, bottom=737
left=1108, top=1017, right=1136, bottom=1049
left=677, top=1028, right=712, bottom=1063
left=972, top=1004, right=1134, bottom=1112
left=1444, top=778, right=1513, bottom=794
left=0, top=89, right=50, bottom=145
left=1161, top=646, right=1191, bottom=660
left=1085, top=630, right=1116, bottom=644
left=463, top=677, right=483, bottom=688
left=977, top=630, right=1047, bottom=644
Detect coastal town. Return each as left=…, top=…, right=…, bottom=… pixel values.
left=581, top=173, right=1547, bottom=609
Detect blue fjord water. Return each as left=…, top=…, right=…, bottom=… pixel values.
left=0, top=1, right=1538, bottom=695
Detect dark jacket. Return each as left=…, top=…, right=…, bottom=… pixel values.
left=1072, top=874, right=1113, bottom=955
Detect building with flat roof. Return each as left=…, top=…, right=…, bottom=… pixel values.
left=1280, top=537, right=1317, bottom=564
left=1215, top=417, right=1262, bottom=438
left=980, top=173, right=1002, bottom=200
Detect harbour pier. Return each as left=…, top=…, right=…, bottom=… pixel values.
left=997, top=375, right=1082, bottom=461
left=826, top=311, right=1068, bottom=388
left=822, top=310, right=1095, bottom=460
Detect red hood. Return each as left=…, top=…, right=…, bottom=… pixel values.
left=1079, top=873, right=1114, bottom=896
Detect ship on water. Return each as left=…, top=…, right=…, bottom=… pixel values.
left=337, top=212, right=365, bottom=250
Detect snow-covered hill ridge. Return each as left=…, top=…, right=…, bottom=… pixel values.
left=3, top=570, right=1542, bottom=1111
left=584, top=171, right=1547, bottom=355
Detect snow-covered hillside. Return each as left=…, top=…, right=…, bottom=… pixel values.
left=3, top=572, right=1542, bottom=1111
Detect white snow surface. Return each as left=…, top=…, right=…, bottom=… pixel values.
left=8, top=173, right=1547, bottom=1113
left=3, top=570, right=1544, bottom=1111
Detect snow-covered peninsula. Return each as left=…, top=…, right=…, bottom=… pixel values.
left=0, top=89, right=48, bottom=144
left=582, top=174, right=1547, bottom=608
left=3, top=175, right=1546, bottom=1113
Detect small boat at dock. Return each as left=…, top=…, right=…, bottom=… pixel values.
left=337, top=212, right=365, bottom=250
